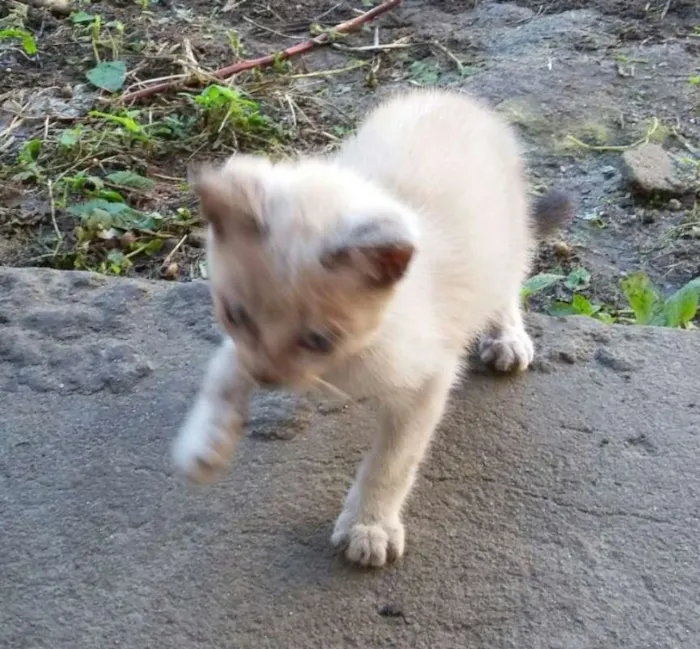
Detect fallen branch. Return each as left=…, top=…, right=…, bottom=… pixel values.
left=121, top=0, right=402, bottom=103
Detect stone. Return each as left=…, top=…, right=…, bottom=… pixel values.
left=2, top=267, right=700, bottom=649
left=620, top=143, right=690, bottom=197
left=601, top=164, right=617, bottom=179
left=668, top=198, right=682, bottom=211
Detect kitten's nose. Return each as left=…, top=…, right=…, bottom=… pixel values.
left=255, top=371, right=279, bottom=388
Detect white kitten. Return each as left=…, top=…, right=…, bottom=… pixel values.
left=172, top=88, right=573, bottom=568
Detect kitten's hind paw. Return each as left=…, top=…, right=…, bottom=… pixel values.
left=331, top=514, right=405, bottom=568
left=479, top=327, right=534, bottom=373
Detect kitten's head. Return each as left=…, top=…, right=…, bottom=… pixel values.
left=190, top=154, right=418, bottom=389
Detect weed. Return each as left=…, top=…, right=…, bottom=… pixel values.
left=0, top=27, right=38, bottom=55
left=524, top=268, right=700, bottom=328
left=621, top=272, right=700, bottom=328
left=407, top=59, right=441, bottom=85
left=190, top=85, right=279, bottom=144
left=523, top=268, right=615, bottom=324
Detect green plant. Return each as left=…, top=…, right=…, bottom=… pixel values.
left=14, top=139, right=43, bottom=181
left=521, top=272, right=564, bottom=300
left=192, top=85, right=274, bottom=137
left=522, top=267, right=614, bottom=323
left=0, top=28, right=37, bottom=55
left=549, top=293, right=615, bottom=324
left=621, top=272, right=700, bottom=328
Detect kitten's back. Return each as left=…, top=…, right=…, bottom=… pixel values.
left=335, top=89, right=533, bottom=343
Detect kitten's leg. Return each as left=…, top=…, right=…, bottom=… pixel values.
left=331, top=361, right=458, bottom=567
left=172, top=338, right=254, bottom=483
left=479, top=296, right=534, bottom=372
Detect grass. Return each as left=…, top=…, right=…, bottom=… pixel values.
left=1, top=81, right=289, bottom=273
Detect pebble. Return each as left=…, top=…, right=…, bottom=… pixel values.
left=620, top=143, right=689, bottom=197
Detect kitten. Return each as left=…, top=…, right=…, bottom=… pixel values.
left=172, top=88, right=573, bottom=568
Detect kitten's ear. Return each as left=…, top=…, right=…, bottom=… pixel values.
left=188, top=158, right=268, bottom=238
left=321, top=218, right=415, bottom=288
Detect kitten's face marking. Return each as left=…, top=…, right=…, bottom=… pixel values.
left=191, top=155, right=415, bottom=389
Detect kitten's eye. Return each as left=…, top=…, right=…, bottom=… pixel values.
left=298, top=330, right=334, bottom=354
left=224, top=304, right=251, bottom=329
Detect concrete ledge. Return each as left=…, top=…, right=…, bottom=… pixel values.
left=1, top=267, right=698, bottom=648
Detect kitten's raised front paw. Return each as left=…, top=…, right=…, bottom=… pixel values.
left=331, top=512, right=405, bottom=568
left=479, top=326, right=534, bottom=372
left=172, top=402, right=243, bottom=483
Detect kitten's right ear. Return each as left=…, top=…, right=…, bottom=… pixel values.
left=188, top=159, right=268, bottom=238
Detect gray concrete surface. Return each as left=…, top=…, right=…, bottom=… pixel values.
left=1, top=267, right=699, bottom=649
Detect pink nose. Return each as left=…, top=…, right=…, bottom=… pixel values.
left=254, top=371, right=279, bottom=387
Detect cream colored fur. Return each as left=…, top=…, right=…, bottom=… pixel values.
left=172, top=88, right=544, bottom=568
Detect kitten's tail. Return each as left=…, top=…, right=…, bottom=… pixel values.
left=532, top=190, right=575, bottom=238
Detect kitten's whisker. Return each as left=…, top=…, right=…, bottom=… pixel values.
left=312, top=376, right=351, bottom=401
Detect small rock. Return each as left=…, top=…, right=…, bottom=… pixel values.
left=595, top=347, right=636, bottom=372
left=640, top=210, right=656, bottom=225
left=378, top=604, right=405, bottom=619
left=120, top=231, right=136, bottom=249
left=620, top=143, right=689, bottom=198
left=163, top=263, right=179, bottom=280
left=553, top=241, right=572, bottom=257
left=667, top=198, right=682, bottom=211
left=559, top=349, right=576, bottom=364
left=601, top=165, right=616, bottom=179
left=29, top=0, right=73, bottom=15
left=590, top=331, right=611, bottom=344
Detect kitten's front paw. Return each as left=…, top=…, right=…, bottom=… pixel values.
left=331, top=511, right=405, bottom=568
left=479, top=327, right=534, bottom=372
left=172, top=402, right=243, bottom=483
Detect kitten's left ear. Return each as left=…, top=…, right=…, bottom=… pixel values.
left=321, top=217, right=416, bottom=288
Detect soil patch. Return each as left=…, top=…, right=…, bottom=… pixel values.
left=1, top=0, right=698, bottom=324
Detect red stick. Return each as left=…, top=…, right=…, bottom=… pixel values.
left=121, top=0, right=402, bottom=103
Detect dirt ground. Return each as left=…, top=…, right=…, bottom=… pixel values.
left=0, top=0, right=699, bottom=320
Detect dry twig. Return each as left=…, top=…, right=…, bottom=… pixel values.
left=120, top=0, right=402, bottom=103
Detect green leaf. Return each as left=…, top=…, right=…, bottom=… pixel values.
left=59, top=127, right=81, bottom=149
left=140, top=238, right=164, bottom=255
left=106, top=170, right=155, bottom=191
left=70, top=11, right=95, bottom=23
left=86, top=61, right=127, bottom=92
left=565, top=267, right=591, bottom=291
left=548, top=301, right=578, bottom=317
left=663, top=277, right=700, bottom=328
left=521, top=273, right=564, bottom=299
left=89, top=110, right=143, bottom=134
left=595, top=312, right=615, bottom=324
left=408, top=60, right=440, bottom=86
left=571, top=293, right=596, bottom=316
left=18, top=138, right=42, bottom=164
left=95, top=189, right=125, bottom=202
left=0, top=28, right=38, bottom=56
left=105, top=249, right=132, bottom=275
left=69, top=199, right=163, bottom=232
left=620, top=272, right=662, bottom=325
